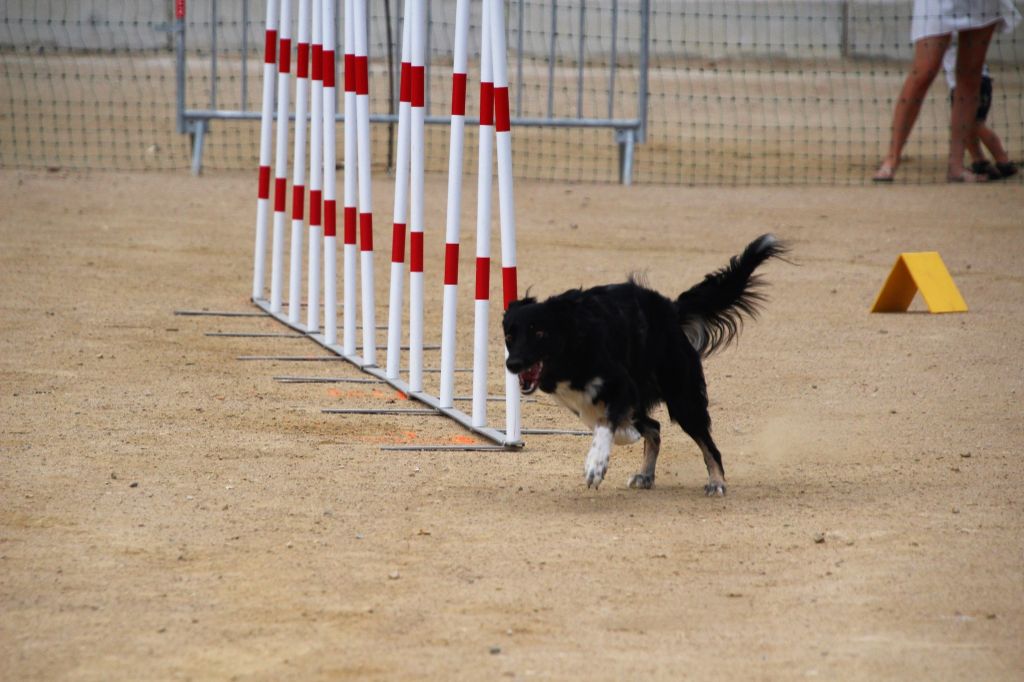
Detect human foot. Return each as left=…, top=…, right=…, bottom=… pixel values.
left=970, top=160, right=1002, bottom=180
left=995, top=161, right=1018, bottom=179
left=872, top=164, right=896, bottom=182
left=947, top=169, right=988, bottom=183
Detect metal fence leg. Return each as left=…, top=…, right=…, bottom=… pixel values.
left=617, top=128, right=635, bottom=186
left=190, top=120, right=208, bottom=176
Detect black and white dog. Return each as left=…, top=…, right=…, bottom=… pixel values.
left=503, top=234, right=786, bottom=495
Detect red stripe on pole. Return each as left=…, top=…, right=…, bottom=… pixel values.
left=175, top=0, right=186, bottom=20
left=399, top=62, right=412, bottom=103
left=296, top=43, right=309, bottom=78
left=309, top=190, right=322, bottom=225
left=258, top=165, right=271, bottom=199
left=479, top=82, right=494, bottom=126
left=410, top=232, right=424, bottom=273
left=391, top=223, right=406, bottom=263
left=322, top=50, right=335, bottom=88
left=451, top=73, right=467, bottom=116
left=359, top=213, right=373, bottom=251
left=494, top=86, right=511, bottom=132
left=344, top=207, right=357, bottom=245
left=292, top=185, right=305, bottom=220
left=444, top=243, right=460, bottom=285
left=274, top=178, right=287, bottom=212
left=355, top=56, right=369, bottom=96
left=411, top=66, right=425, bottom=107
left=475, top=258, right=490, bottom=300
left=264, top=30, right=277, bottom=65
left=279, top=39, right=291, bottom=73
left=344, top=54, right=355, bottom=93
left=311, top=44, right=323, bottom=81
left=324, top=200, right=336, bottom=237
left=502, top=267, right=518, bottom=310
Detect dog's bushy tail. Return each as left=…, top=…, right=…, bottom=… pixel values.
left=675, top=234, right=787, bottom=357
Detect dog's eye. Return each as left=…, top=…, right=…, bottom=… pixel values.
left=504, top=333, right=513, bottom=345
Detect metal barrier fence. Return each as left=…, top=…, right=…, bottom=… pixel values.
left=2, top=2, right=1022, bottom=184
left=177, top=0, right=651, bottom=183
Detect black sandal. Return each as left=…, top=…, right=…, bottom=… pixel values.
left=995, top=161, right=1018, bottom=179
left=970, top=160, right=1002, bottom=180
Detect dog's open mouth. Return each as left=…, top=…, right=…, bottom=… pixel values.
left=517, top=361, right=543, bottom=395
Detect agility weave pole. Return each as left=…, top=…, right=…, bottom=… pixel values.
left=249, top=0, right=524, bottom=448
left=269, top=0, right=292, bottom=313
left=306, top=0, right=322, bottom=334
left=384, top=0, right=413, bottom=383
left=251, top=0, right=278, bottom=301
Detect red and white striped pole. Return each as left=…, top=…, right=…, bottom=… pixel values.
left=288, top=0, right=310, bottom=325
left=270, top=0, right=292, bottom=313
left=342, top=0, right=358, bottom=357
left=471, top=0, right=494, bottom=428
left=252, top=0, right=279, bottom=300
left=354, top=0, right=376, bottom=366
left=385, top=0, right=413, bottom=380
left=306, top=0, right=323, bottom=333
left=439, top=0, right=470, bottom=409
left=322, top=0, right=339, bottom=346
left=408, top=0, right=427, bottom=393
left=490, top=0, right=521, bottom=442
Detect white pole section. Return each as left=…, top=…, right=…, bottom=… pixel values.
left=490, top=0, right=521, bottom=442
left=471, top=0, right=494, bottom=428
left=306, top=0, right=323, bottom=333
left=342, top=0, right=359, bottom=357
left=270, top=0, right=292, bottom=313
left=408, top=0, right=426, bottom=393
left=253, top=0, right=279, bottom=300
left=322, top=0, right=338, bottom=346
left=386, top=0, right=413, bottom=380
left=439, top=0, right=470, bottom=409
left=354, top=0, right=376, bottom=366
left=288, top=0, right=310, bottom=325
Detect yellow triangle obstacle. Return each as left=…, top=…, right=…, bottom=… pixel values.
left=871, top=252, right=968, bottom=313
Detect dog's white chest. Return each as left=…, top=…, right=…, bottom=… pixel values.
left=553, top=380, right=640, bottom=445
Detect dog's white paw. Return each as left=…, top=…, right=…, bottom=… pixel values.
left=583, top=425, right=614, bottom=489
left=584, top=447, right=608, bottom=488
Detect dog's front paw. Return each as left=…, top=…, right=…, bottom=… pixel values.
left=627, top=473, right=654, bottom=489
left=584, top=449, right=608, bottom=489
left=704, top=482, right=726, bottom=497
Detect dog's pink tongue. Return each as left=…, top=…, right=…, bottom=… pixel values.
left=518, top=363, right=541, bottom=390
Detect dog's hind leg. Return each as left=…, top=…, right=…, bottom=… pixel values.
left=696, top=436, right=726, bottom=497
left=666, top=396, right=727, bottom=496
left=627, top=416, right=661, bottom=489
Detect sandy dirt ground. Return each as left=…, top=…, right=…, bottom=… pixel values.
left=1, top=168, right=1023, bottom=680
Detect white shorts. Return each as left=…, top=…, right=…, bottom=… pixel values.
left=911, top=0, right=1022, bottom=42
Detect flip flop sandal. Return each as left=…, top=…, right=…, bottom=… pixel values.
left=970, top=160, right=1002, bottom=180
left=947, top=170, right=987, bottom=183
left=872, top=166, right=895, bottom=182
left=995, top=161, right=1018, bottom=179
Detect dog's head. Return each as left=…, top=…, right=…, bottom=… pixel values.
left=502, top=296, right=565, bottom=395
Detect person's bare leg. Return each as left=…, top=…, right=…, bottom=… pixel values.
left=978, top=124, right=1011, bottom=164
left=949, top=24, right=996, bottom=181
left=966, top=123, right=986, bottom=164
left=874, top=35, right=949, bottom=180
